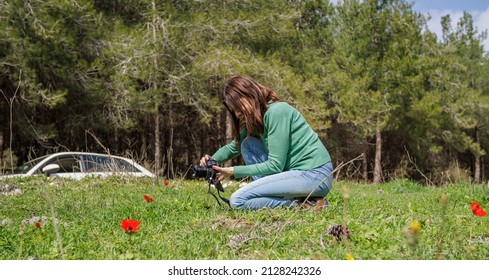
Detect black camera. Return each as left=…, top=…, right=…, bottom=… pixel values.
left=192, top=159, right=218, bottom=181
left=192, top=159, right=228, bottom=204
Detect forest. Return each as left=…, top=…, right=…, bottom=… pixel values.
left=1, top=0, right=488, bottom=185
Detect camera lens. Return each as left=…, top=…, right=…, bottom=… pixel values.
left=192, top=165, right=213, bottom=179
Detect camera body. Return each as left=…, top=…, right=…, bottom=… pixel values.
left=192, top=158, right=229, bottom=206
left=192, top=159, right=218, bottom=181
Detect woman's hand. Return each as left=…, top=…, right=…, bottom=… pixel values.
left=199, top=154, right=211, bottom=166
left=212, top=166, right=234, bottom=182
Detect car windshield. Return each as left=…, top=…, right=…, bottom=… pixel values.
left=82, top=155, right=139, bottom=173
left=13, top=156, right=49, bottom=174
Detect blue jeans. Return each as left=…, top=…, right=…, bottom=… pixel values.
left=230, top=137, right=334, bottom=210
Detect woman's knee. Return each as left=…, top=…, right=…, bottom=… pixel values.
left=240, top=136, right=262, bottom=151
left=240, top=136, right=267, bottom=166
left=229, top=192, right=244, bottom=209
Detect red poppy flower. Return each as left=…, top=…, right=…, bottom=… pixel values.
left=35, top=222, right=41, bottom=228
left=471, top=202, right=487, bottom=217
left=474, top=208, right=487, bottom=217
left=121, top=219, right=141, bottom=233
left=144, top=195, right=154, bottom=203
left=471, top=202, right=480, bottom=211
left=164, top=181, right=169, bottom=185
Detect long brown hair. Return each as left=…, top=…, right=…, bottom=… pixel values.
left=222, top=75, right=281, bottom=146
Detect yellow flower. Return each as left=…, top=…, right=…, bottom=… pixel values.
left=410, top=220, right=421, bottom=235
left=346, top=253, right=355, bottom=260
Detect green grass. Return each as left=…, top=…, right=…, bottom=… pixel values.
left=0, top=176, right=488, bottom=260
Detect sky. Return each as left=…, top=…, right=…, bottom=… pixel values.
left=411, top=0, right=489, bottom=52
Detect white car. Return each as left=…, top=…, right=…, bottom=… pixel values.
left=0, top=152, right=155, bottom=180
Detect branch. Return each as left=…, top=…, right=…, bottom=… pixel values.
left=404, top=146, right=433, bottom=186
left=85, top=129, right=110, bottom=156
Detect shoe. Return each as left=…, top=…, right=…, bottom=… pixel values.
left=295, top=197, right=329, bottom=211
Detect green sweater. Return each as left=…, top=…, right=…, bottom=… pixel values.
left=212, top=102, right=331, bottom=178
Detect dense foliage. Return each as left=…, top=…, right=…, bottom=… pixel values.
left=1, top=0, right=488, bottom=184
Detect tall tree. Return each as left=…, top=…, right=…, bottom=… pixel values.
left=326, top=0, right=425, bottom=183
left=438, top=13, right=488, bottom=183
left=0, top=0, right=105, bottom=164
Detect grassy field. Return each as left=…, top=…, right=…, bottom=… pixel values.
left=0, top=176, right=488, bottom=260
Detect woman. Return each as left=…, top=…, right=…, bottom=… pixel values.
left=200, top=75, right=333, bottom=210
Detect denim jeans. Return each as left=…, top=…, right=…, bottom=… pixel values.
left=229, top=137, right=334, bottom=210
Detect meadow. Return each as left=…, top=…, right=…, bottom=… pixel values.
left=0, top=176, right=488, bottom=260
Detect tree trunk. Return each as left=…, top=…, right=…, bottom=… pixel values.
left=154, top=108, right=161, bottom=177
left=223, top=111, right=233, bottom=167
left=474, top=125, right=481, bottom=184
left=362, top=141, right=368, bottom=182
left=151, top=0, right=161, bottom=178
left=373, top=123, right=382, bottom=185
left=474, top=155, right=481, bottom=184
left=0, top=130, right=3, bottom=172
left=166, top=109, right=174, bottom=179
left=481, top=157, right=485, bottom=181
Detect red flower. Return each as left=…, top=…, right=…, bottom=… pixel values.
left=121, top=219, right=141, bottom=233
left=144, top=195, right=154, bottom=203
left=471, top=202, right=479, bottom=211
left=164, top=180, right=169, bottom=185
left=471, top=202, right=487, bottom=217
left=35, top=222, right=41, bottom=228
